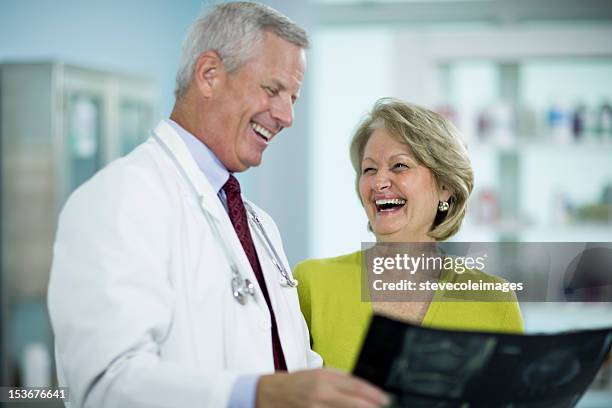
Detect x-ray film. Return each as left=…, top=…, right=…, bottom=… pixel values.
left=354, top=315, right=612, bottom=407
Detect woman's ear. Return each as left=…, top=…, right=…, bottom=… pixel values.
left=193, top=51, right=224, bottom=98
left=439, top=184, right=453, bottom=203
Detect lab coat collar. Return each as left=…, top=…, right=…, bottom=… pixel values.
left=152, top=120, right=227, bottom=222
left=166, top=118, right=230, bottom=195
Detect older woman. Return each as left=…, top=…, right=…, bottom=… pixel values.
left=294, top=98, right=523, bottom=372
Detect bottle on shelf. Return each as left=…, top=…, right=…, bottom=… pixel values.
left=571, top=103, right=587, bottom=142
left=476, top=101, right=516, bottom=147
left=475, top=188, right=499, bottom=224
left=491, top=102, right=515, bottom=147
left=547, top=101, right=572, bottom=145
left=596, top=100, right=612, bottom=142
left=476, top=107, right=493, bottom=143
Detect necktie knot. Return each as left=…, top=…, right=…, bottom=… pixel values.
left=223, top=174, right=241, bottom=195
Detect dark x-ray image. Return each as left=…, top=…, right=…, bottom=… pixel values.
left=354, top=315, right=612, bottom=408
left=386, top=330, right=497, bottom=398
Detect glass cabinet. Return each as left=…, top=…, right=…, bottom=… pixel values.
left=0, top=61, right=157, bottom=386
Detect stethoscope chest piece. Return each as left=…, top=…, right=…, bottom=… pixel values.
left=279, top=275, right=298, bottom=288
left=231, top=266, right=255, bottom=305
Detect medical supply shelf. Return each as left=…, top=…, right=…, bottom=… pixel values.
left=408, top=26, right=612, bottom=243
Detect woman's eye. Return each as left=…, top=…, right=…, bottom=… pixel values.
left=362, top=167, right=375, bottom=175
left=393, top=163, right=409, bottom=170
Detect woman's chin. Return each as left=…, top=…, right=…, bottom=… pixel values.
left=372, top=228, right=401, bottom=242
left=372, top=227, right=431, bottom=243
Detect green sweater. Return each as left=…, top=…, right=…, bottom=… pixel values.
left=294, top=251, right=524, bottom=372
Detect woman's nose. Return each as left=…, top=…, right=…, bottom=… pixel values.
left=374, top=173, right=391, bottom=191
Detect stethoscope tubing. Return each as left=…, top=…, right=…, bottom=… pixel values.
left=152, top=131, right=297, bottom=305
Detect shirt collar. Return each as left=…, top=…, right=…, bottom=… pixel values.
left=166, top=118, right=229, bottom=194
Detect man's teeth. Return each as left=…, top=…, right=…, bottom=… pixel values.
left=375, top=198, right=406, bottom=205
left=250, top=122, right=272, bottom=141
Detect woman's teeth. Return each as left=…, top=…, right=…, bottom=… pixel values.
left=250, top=122, right=272, bottom=141
left=375, top=198, right=406, bottom=212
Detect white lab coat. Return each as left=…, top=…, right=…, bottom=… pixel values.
left=47, top=120, right=322, bottom=408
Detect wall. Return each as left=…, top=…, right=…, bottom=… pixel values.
left=0, top=0, right=211, bottom=117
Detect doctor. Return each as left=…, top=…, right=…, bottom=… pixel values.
left=48, top=2, right=388, bottom=408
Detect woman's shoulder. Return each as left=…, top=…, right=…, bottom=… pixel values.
left=434, top=264, right=524, bottom=333
left=294, top=251, right=362, bottom=281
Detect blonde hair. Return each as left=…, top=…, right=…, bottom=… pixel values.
left=349, top=98, right=473, bottom=241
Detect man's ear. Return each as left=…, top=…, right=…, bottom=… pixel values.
left=193, top=51, right=225, bottom=98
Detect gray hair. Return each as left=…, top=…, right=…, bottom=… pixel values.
left=350, top=98, right=474, bottom=241
left=175, top=1, right=310, bottom=99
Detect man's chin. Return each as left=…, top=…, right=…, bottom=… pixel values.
left=231, top=157, right=263, bottom=172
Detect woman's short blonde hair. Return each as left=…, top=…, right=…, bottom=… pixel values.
left=349, top=98, right=474, bottom=241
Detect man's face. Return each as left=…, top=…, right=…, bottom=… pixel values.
left=208, top=32, right=306, bottom=172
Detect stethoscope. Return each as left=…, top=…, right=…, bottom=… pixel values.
left=152, top=130, right=298, bottom=306
left=230, top=202, right=298, bottom=304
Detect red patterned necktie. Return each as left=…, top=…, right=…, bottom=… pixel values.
left=223, top=174, right=287, bottom=371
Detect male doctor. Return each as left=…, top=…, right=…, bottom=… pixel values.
left=48, top=2, right=388, bottom=408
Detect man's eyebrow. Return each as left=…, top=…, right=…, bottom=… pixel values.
left=267, top=79, right=286, bottom=91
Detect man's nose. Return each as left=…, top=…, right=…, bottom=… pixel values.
left=271, top=96, right=294, bottom=128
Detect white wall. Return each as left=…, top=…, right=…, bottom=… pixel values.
left=308, top=28, right=396, bottom=259
left=0, top=0, right=207, bottom=117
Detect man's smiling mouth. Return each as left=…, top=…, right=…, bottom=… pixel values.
left=251, top=121, right=273, bottom=142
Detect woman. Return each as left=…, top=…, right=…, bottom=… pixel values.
left=294, top=98, right=523, bottom=372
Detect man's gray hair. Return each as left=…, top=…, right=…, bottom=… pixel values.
left=175, top=1, right=310, bottom=99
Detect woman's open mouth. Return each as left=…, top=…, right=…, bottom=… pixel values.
left=375, top=198, right=406, bottom=214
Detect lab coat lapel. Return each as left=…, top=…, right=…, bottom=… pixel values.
left=153, top=121, right=226, bottom=220
left=153, top=121, right=270, bottom=317
left=245, top=200, right=302, bottom=371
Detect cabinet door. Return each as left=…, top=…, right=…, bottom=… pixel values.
left=118, top=98, right=153, bottom=156
left=64, top=90, right=104, bottom=194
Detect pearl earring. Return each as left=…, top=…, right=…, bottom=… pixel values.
left=438, top=201, right=450, bottom=212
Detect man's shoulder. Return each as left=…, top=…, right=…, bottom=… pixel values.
left=64, top=138, right=172, bottom=211
left=103, top=137, right=168, bottom=180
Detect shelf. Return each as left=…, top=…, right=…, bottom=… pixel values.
left=467, top=140, right=612, bottom=154
left=456, top=221, right=612, bottom=242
